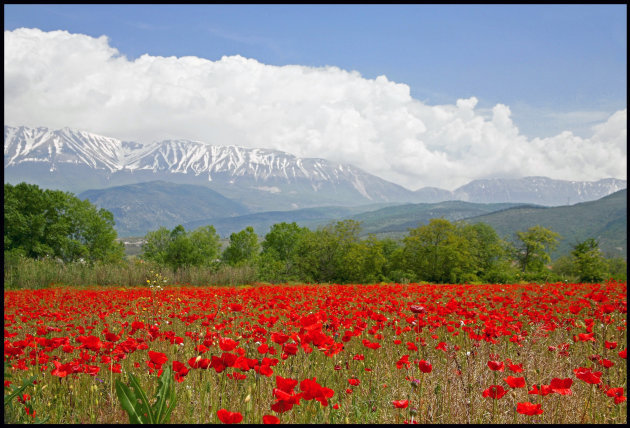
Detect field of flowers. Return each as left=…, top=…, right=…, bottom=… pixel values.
left=4, top=281, right=627, bottom=424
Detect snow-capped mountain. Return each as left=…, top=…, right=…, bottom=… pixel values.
left=4, top=125, right=626, bottom=210
left=451, top=176, right=627, bottom=206
left=4, top=125, right=413, bottom=210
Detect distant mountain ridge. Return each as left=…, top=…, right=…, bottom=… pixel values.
left=4, top=125, right=626, bottom=210
left=4, top=125, right=413, bottom=211
left=78, top=181, right=249, bottom=237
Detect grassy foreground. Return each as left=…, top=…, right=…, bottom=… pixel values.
left=4, top=281, right=627, bottom=424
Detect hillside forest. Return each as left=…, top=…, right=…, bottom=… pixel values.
left=4, top=182, right=627, bottom=289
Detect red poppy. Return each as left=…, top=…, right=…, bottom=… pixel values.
left=410, top=305, right=425, bottom=314
left=606, top=387, right=624, bottom=399
left=392, top=399, right=409, bottom=408
left=605, top=341, right=618, bottom=349
left=503, top=376, right=525, bottom=389
left=618, top=349, right=627, bottom=359
left=482, top=385, right=507, bottom=399
left=574, top=367, right=602, bottom=384
left=435, top=342, right=447, bottom=352
left=528, top=384, right=553, bottom=396
left=487, top=360, right=504, bottom=372
left=517, top=402, right=543, bottom=415
left=507, top=362, right=524, bottom=373
left=548, top=378, right=572, bottom=395
left=276, top=376, right=298, bottom=394
left=271, top=332, right=289, bottom=345
left=348, top=378, right=360, bottom=386
left=219, top=337, right=238, bottom=352
left=418, top=360, right=433, bottom=373
left=396, top=355, right=411, bottom=369
left=148, top=351, right=168, bottom=366
left=262, top=415, right=280, bottom=424
left=217, top=409, right=243, bottom=424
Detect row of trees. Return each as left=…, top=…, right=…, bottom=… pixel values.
left=140, top=219, right=626, bottom=284
left=5, top=182, right=626, bottom=285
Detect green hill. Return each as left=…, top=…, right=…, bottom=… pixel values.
left=464, top=189, right=627, bottom=260
left=345, top=200, right=527, bottom=235
left=79, top=181, right=250, bottom=237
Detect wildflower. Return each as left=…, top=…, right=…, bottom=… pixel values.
left=517, top=402, right=543, bottom=415
left=418, top=360, right=433, bottom=373
left=503, top=376, right=526, bottom=389
left=487, top=360, right=504, bottom=372
left=482, top=385, right=507, bottom=399
left=217, top=409, right=243, bottom=424
left=392, top=399, right=409, bottom=409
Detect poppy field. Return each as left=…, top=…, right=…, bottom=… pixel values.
left=3, top=281, right=627, bottom=424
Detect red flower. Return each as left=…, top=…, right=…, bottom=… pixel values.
left=574, top=367, right=602, bottom=384
left=148, top=351, right=168, bottom=366
left=276, top=376, right=298, bottom=394
left=618, top=349, right=627, bottom=359
left=392, top=399, right=409, bottom=409
left=503, top=376, right=525, bottom=389
left=517, top=402, right=543, bottom=415
left=528, top=384, right=553, bottom=396
left=217, top=409, right=243, bottom=424
left=418, top=360, right=433, bottom=373
left=482, top=385, right=507, bottom=399
left=435, top=342, right=447, bottom=352
left=410, top=305, right=425, bottom=314
left=219, top=337, right=239, bottom=352
left=605, top=341, right=618, bottom=350
left=487, top=360, right=504, bottom=372
left=396, top=355, right=411, bottom=369
left=348, top=378, right=360, bottom=386
left=606, top=387, right=624, bottom=398
left=300, top=377, right=334, bottom=406
left=271, top=332, right=289, bottom=345
left=507, top=362, right=524, bottom=373
left=549, top=378, right=572, bottom=395
left=262, top=415, right=280, bottom=424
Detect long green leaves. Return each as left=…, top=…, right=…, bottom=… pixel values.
left=115, top=365, right=177, bottom=424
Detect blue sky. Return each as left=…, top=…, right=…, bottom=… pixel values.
left=4, top=4, right=627, bottom=189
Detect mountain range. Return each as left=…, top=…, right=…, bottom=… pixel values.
left=5, top=125, right=626, bottom=212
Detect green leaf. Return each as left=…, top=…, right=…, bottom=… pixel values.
left=152, top=365, right=173, bottom=423
left=128, top=373, right=155, bottom=424
left=115, top=378, right=148, bottom=424
left=4, top=375, right=36, bottom=403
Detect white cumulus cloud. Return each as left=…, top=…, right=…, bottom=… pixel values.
left=4, top=28, right=626, bottom=190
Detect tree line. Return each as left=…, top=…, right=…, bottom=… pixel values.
left=5, top=182, right=626, bottom=285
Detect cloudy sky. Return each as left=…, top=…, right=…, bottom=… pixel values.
left=4, top=4, right=627, bottom=190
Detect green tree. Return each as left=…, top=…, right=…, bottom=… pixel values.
left=141, top=227, right=171, bottom=266
left=513, top=225, right=560, bottom=274
left=222, top=226, right=260, bottom=266
left=402, top=218, right=472, bottom=283
left=292, top=220, right=365, bottom=283
left=571, top=238, right=608, bottom=283
left=258, top=222, right=309, bottom=282
left=4, top=182, right=123, bottom=263
left=141, top=224, right=221, bottom=270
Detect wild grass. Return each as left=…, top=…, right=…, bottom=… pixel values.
left=3, top=255, right=257, bottom=289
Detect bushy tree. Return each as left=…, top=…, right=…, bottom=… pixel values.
left=571, top=238, right=608, bottom=283
left=258, top=222, right=309, bottom=282
left=4, top=182, right=123, bottom=263
left=222, top=226, right=260, bottom=266
left=402, top=218, right=472, bottom=283
left=513, top=225, right=560, bottom=274
left=141, top=224, right=221, bottom=270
